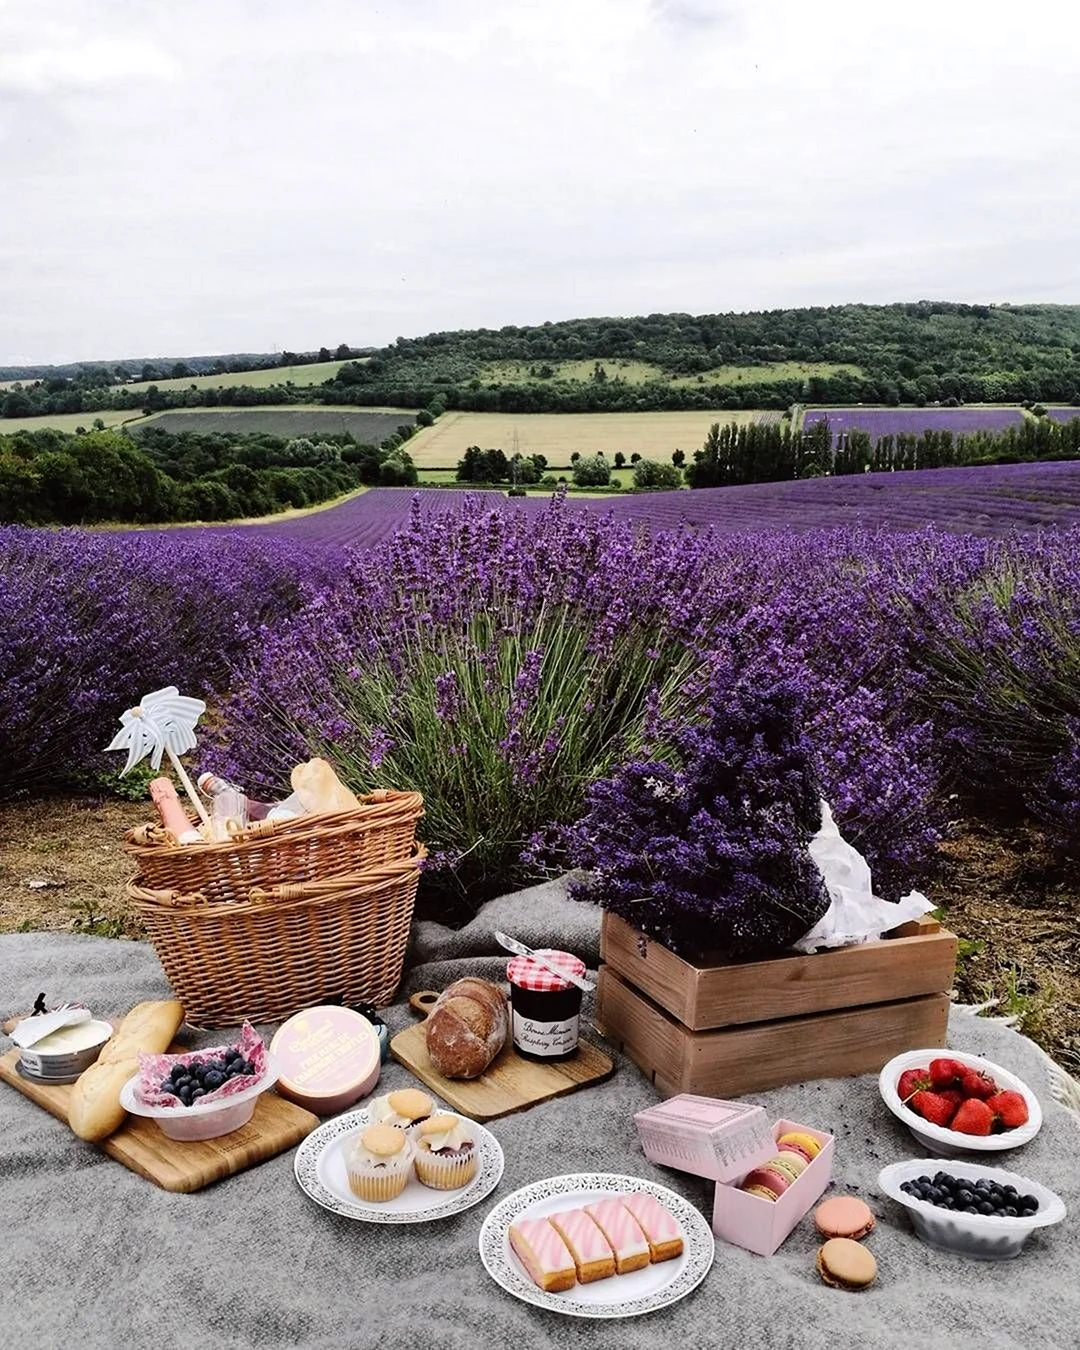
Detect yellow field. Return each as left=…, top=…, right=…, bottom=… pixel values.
left=0, top=409, right=142, bottom=435
left=406, top=410, right=762, bottom=468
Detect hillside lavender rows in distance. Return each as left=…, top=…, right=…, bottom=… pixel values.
left=802, top=408, right=1027, bottom=444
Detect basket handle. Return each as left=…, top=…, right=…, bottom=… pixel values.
left=131, top=886, right=210, bottom=909
left=409, top=990, right=439, bottom=1020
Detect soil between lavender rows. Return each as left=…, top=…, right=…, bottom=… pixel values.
left=1, top=796, right=1077, bottom=1074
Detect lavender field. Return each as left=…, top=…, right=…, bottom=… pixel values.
left=1048, top=408, right=1080, bottom=425
left=803, top=407, right=1025, bottom=444
left=200, top=461, right=1080, bottom=547
left=5, top=475, right=1080, bottom=914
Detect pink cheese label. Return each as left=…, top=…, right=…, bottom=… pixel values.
left=270, top=1006, right=379, bottom=1095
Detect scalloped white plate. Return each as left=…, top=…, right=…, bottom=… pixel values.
left=478, top=1173, right=714, bottom=1319
left=293, top=1107, right=504, bottom=1224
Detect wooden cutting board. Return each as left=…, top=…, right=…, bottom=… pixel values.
left=0, top=1045, right=319, bottom=1193
left=390, top=990, right=614, bottom=1122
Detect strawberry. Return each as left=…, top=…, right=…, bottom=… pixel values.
left=909, top=1090, right=957, bottom=1127
left=897, top=1067, right=931, bottom=1104
left=959, top=1067, right=998, bottom=1100
left=951, top=1098, right=995, bottom=1135
left=938, top=1088, right=964, bottom=1111
left=928, top=1057, right=964, bottom=1089
left=987, top=1090, right=1030, bottom=1130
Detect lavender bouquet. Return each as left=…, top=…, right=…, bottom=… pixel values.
left=564, top=685, right=831, bottom=959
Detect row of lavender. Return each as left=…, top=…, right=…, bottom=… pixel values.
left=803, top=406, right=1080, bottom=442
left=4, top=492, right=1079, bottom=906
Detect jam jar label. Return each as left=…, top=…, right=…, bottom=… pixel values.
left=512, top=1010, right=580, bottom=1057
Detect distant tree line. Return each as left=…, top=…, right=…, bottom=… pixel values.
left=0, top=425, right=416, bottom=526
left=688, top=413, right=1080, bottom=488
left=0, top=343, right=364, bottom=386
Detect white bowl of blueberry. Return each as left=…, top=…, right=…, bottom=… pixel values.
left=121, top=1041, right=279, bottom=1142
left=879, top=1160, right=1066, bottom=1260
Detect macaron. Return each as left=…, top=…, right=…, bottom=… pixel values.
left=816, top=1238, right=877, bottom=1291
left=743, top=1183, right=782, bottom=1202
left=741, top=1165, right=791, bottom=1199
left=814, top=1195, right=876, bottom=1240
left=777, top=1131, right=822, bottom=1163
left=765, top=1155, right=806, bottom=1185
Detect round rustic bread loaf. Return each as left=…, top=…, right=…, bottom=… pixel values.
left=425, top=977, right=508, bottom=1079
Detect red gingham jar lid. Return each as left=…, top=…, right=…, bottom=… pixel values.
left=506, top=949, right=585, bottom=992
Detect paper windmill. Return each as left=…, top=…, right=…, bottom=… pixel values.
left=105, top=686, right=210, bottom=822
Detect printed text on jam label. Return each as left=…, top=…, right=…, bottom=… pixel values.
left=512, top=1011, right=579, bottom=1056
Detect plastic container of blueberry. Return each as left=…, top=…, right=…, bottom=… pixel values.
left=879, top=1159, right=1066, bottom=1260
left=120, top=1054, right=280, bottom=1142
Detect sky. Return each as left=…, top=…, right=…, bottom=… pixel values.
left=1, top=0, right=1078, bottom=365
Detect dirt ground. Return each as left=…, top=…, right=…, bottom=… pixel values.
left=1, top=796, right=1077, bottom=1072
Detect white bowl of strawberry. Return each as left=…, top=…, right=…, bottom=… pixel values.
left=879, top=1051, right=1042, bottom=1155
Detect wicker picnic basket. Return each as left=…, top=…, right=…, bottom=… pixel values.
left=126, top=847, right=426, bottom=1025
left=124, top=789, right=424, bottom=906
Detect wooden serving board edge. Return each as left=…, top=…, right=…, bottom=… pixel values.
left=389, top=1022, right=615, bottom=1122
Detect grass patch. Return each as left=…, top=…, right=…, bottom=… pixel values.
left=0, top=409, right=141, bottom=434
left=117, top=360, right=352, bottom=394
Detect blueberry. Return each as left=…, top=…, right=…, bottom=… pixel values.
left=1003, top=1185, right=1018, bottom=1198
left=190, top=1087, right=206, bottom=1101
left=204, top=1071, right=224, bottom=1090
left=978, top=1200, right=994, bottom=1215
left=1004, top=1206, right=1018, bottom=1217
left=963, top=1205, right=979, bottom=1214
left=957, top=1189, right=974, bottom=1205
left=1020, top=1195, right=1038, bottom=1209
left=170, top=1065, right=186, bottom=1083
left=238, top=1060, right=254, bottom=1076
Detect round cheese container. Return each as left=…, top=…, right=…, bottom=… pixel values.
left=269, top=1006, right=381, bottom=1114
left=18, top=1019, right=113, bottom=1083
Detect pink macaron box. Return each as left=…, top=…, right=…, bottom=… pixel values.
left=633, top=1093, right=777, bottom=1183
left=711, top=1119, right=835, bottom=1257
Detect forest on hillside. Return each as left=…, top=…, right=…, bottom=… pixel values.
left=4, top=302, right=1080, bottom=421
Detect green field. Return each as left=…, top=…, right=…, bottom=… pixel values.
left=0, top=409, right=141, bottom=435
left=132, top=405, right=416, bottom=440
left=417, top=466, right=638, bottom=490
left=406, top=409, right=765, bottom=469
left=117, top=359, right=350, bottom=394
left=477, top=358, right=861, bottom=388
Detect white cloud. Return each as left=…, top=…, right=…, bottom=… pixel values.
left=0, top=0, right=1078, bottom=363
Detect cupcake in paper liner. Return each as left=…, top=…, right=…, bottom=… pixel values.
left=346, top=1124, right=414, bottom=1202
left=413, top=1113, right=477, bottom=1190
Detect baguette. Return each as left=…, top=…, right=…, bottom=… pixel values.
left=68, top=999, right=184, bottom=1141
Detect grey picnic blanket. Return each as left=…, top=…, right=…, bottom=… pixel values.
left=3, top=877, right=1079, bottom=1350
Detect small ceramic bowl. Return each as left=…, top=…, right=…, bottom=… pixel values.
left=119, top=1057, right=279, bottom=1141
left=879, top=1159, right=1065, bottom=1260
left=879, top=1049, right=1042, bottom=1156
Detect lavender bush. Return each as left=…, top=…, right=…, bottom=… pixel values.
left=561, top=685, right=831, bottom=958
left=215, top=497, right=953, bottom=902
left=0, top=526, right=334, bottom=796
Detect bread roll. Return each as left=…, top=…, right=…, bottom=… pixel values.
left=68, top=999, right=184, bottom=1141
left=291, top=758, right=360, bottom=815
left=425, top=978, right=507, bottom=1079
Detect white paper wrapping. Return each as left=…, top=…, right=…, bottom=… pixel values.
left=793, top=801, right=934, bottom=953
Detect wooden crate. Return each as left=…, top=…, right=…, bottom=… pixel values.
left=594, top=912, right=957, bottom=1098
left=600, top=911, right=957, bottom=1031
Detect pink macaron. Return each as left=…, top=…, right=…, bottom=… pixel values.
left=741, top=1165, right=792, bottom=1200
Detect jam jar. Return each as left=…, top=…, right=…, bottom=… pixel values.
left=507, top=950, right=586, bottom=1062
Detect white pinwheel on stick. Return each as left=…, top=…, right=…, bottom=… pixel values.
left=105, top=686, right=210, bottom=824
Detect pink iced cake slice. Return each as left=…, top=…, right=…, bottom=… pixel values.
left=620, top=1192, right=685, bottom=1263
left=508, top=1216, right=577, bottom=1293
left=584, top=1197, right=652, bottom=1274
left=548, top=1207, right=617, bottom=1283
